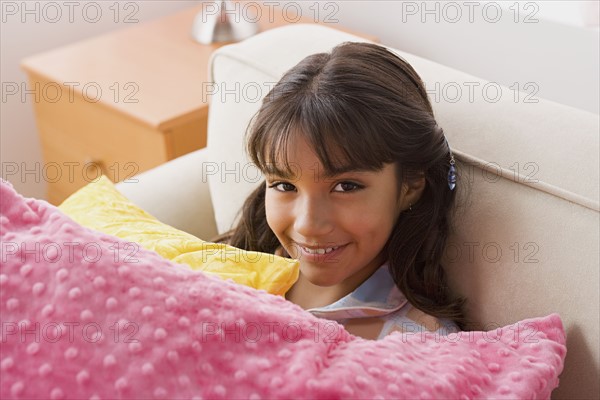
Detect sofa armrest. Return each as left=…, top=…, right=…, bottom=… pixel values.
left=115, top=149, right=218, bottom=241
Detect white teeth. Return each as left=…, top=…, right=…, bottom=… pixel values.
left=302, top=246, right=339, bottom=255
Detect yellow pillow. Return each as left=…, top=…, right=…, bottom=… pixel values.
left=58, top=176, right=298, bottom=296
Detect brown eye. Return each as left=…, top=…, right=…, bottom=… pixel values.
left=268, top=182, right=296, bottom=192
left=333, top=182, right=363, bottom=192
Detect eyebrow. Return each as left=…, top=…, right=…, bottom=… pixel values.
left=262, top=165, right=296, bottom=180
left=263, top=164, right=379, bottom=180
left=319, top=167, right=377, bottom=179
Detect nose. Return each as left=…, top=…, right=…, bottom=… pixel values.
left=293, top=194, right=334, bottom=239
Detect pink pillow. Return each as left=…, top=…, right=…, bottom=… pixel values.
left=0, top=179, right=567, bottom=399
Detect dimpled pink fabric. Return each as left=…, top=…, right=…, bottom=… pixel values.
left=0, top=179, right=566, bottom=399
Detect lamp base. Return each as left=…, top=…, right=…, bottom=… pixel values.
left=191, top=0, right=259, bottom=45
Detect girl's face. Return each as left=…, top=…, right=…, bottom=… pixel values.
left=265, top=136, right=406, bottom=294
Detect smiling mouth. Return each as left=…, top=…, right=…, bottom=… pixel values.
left=300, top=246, right=340, bottom=255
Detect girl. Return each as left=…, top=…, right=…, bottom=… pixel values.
left=215, top=41, right=465, bottom=340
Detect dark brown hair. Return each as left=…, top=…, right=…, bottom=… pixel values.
left=215, top=42, right=465, bottom=327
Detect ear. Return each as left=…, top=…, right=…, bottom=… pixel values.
left=398, top=177, right=426, bottom=212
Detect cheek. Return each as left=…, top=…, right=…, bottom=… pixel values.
left=349, top=214, right=391, bottom=238
left=264, top=192, right=287, bottom=236
left=265, top=194, right=300, bottom=256
left=348, top=196, right=399, bottom=237
left=364, top=187, right=400, bottom=217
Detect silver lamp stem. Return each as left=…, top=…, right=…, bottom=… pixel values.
left=191, top=0, right=259, bottom=45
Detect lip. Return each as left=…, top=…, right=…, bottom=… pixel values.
left=293, top=242, right=349, bottom=263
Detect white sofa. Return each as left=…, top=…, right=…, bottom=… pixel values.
left=117, top=24, right=599, bottom=399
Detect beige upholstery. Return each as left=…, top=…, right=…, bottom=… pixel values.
left=117, top=24, right=599, bottom=399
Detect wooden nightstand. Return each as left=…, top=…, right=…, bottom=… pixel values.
left=22, top=4, right=376, bottom=205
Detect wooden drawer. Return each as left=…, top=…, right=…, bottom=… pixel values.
left=28, top=73, right=206, bottom=204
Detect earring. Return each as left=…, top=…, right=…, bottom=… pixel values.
left=444, top=135, right=457, bottom=191
left=409, top=203, right=413, bottom=211
left=448, top=156, right=457, bottom=191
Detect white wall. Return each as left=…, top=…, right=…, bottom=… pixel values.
left=296, top=0, right=599, bottom=115
left=2, top=0, right=598, bottom=199
left=1, top=0, right=199, bottom=199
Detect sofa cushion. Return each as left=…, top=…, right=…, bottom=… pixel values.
left=205, top=23, right=599, bottom=398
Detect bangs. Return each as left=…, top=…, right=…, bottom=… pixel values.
left=248, top=93, right=398, bottom=179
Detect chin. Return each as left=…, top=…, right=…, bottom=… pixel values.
left=300, top=265, right=341, bottom=287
